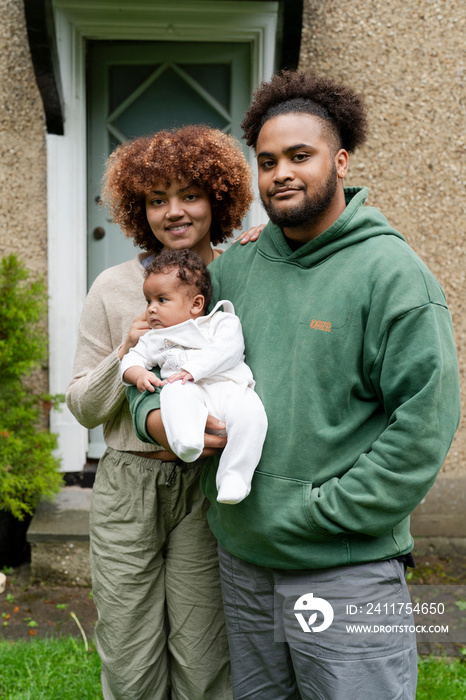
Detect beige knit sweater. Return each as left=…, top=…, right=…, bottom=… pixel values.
left=66, top=254, right=163, bottom=453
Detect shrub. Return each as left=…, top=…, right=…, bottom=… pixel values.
left=0, top=255, right=63, bottom=520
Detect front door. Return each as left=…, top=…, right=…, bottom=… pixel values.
left=87, top=40, right=251, bottom=286
left=86, top=39, right=251, bottom=457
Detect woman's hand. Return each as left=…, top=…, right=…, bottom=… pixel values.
left=146, top=410, right=227, bottom=456
left=235, top=223, right=266, bottom=245
left=118, top=312, right=151, bottom=360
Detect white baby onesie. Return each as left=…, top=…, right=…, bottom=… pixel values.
left=121, top=301, right=268, bottom=503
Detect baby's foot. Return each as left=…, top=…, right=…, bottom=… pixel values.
left=217, top=475, right=250, bottom=505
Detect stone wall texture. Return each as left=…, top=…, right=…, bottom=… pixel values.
left=0, top=0, right=48, bottom=398
left=0, top=0, right=47, bottom=276
left=300, top=0, right=466, bottom=477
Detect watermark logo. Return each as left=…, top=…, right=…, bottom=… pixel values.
left=294, top=593, right=334, bottom=633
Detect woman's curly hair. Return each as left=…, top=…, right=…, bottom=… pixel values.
left=102, top=125, right=253, bottom=252
left=241, top=71, right=368, bottom=153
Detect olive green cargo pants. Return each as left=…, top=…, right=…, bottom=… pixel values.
left=90, top=448, right=232, bottom=700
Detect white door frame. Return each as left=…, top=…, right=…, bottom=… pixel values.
left=48, top=0, right=278, bottom=471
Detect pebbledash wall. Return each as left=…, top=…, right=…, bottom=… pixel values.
left=0, top=1, right=47, bottom=275
left=0, top=0, right=48, bottom=403
left=0, top=0, right=465, bottom=548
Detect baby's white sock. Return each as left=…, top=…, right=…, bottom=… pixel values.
left=217, top=474, right=250, bottom=505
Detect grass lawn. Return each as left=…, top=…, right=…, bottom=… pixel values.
left=1, top=637, right=466, bottom=698
left=417, top=655, right=466, bottom=699
left=0, top=637, right=102, bottom=699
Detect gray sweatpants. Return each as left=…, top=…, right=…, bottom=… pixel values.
left=90, top=448, right=232, bottom=700
left=218, top=545, right=417, bottom=700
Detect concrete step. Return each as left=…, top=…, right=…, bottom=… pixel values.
left=27, top=486, right=92, bottom=586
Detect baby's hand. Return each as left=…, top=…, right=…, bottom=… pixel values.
left=136, top=372, right=166, bottom=393
left=166, top=371, right=194, bottom=385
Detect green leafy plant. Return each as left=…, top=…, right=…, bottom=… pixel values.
left=0, top=254, right=63, bottom=520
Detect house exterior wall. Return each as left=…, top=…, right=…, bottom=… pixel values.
left=300, top=0, right=466, bottom=479
left=0, top=0, right=47, bottom=276
left=0, top=0, right=48, bottom=398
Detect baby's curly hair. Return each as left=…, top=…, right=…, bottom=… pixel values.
left=241, top=70, right=368, bottom=153
left=145, top=248, right=212, bottom=312
left=102, top=125, right=253, bottom=252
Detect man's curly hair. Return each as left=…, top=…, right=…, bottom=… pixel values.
left=102, top=125, right=253, bottom=252
left=145, top=248, right=212, bottom=312
left=241, top=71, right=368, bottom=153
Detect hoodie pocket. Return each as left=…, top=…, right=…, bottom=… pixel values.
left=248, top=471, right=349, bottom=567
left=204, top=464, right=344, bottom=546
left=251, top=470, right=318, bottom=542
left=253, top=470, right=347, bottom=544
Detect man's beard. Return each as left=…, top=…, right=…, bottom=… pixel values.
left=261, top=162, right=338, bottom=229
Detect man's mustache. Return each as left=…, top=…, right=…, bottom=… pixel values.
left=267, top=185, right=304, bottom=197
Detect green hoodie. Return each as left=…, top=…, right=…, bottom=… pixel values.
left=197, top=187, right=461, bottom=569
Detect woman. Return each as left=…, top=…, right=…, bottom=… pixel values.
left=66, top=125, right=255, bottom=700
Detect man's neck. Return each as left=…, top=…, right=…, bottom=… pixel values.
left=283, top=233, right=305, bottom=251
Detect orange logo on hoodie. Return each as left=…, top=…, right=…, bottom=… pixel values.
left=310, top=319, right=332, bottom=333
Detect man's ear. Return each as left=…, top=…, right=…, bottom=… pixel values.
left=335, top=149, right=349, bottom=179
left=191, top=294, right=205, bottom=317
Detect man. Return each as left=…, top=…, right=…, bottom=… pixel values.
left=130, top=71, right=461, bottom=699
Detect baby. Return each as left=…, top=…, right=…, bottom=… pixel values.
left=121, top=249, right=267, bottom=504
